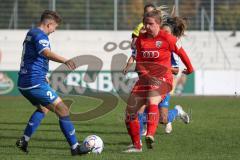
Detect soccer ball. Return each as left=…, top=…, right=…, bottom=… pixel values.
left=83, top=135, right=104, bottom=154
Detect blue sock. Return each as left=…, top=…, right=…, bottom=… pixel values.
left=24, top=110, right=45, bottom=139
left=143, top=109, right=147, bottom=126
left=59, top=116, right=78, bottom=147
left=168, top=109, right=178, bottom=123
left=138, top=113, right=144, bottom=138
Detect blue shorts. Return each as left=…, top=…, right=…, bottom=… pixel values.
left=158, top=93, right=171, bottom=108
left=19, top=83, right=59, bottom=106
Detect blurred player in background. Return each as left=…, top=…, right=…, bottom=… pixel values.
left=123, top=3, right=156, bottom=74
left=16, top=10, right=89, bottom=156
left=174, top=73, right=188, bottom=95
left=157, top=17, right=191, bottom=134
left=124, top=9, right=194, bottom=152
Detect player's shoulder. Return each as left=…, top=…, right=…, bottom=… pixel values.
left=138, top=32, right=149, bottom=40
left=28, top=28, right=47, bottom=39
left=159, top=30, right=177, bottom=42
left=28, top=28, right=42, bottom=35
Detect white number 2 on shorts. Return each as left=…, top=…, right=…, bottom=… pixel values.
left=47, top=91, right=55, bottom=100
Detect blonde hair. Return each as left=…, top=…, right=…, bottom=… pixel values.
left=143, top=9, right=162, bottom=25
left=156, top=5, right=188, bottom=37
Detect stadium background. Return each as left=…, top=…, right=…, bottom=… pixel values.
left=0, top=1, right=240, bottom=160
left=1, top=0, right=240, bottom=96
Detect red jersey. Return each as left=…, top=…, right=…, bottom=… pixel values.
left=135, top=30, right=194, bottom=87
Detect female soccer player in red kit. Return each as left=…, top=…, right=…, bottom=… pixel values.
left=124, top=9, right=194, bottom=152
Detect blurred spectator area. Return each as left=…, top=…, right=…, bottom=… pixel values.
left=0, top=0, right=240, bottom=30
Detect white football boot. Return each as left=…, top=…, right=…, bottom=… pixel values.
left=123, top=146, right=142, bottom=153
left=127, top=140, right=142, bottom=149
left=164, top=122, right=172, bottom=134
left=175, top=105, right=190, bottom=124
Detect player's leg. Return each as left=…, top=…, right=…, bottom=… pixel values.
left=16, top=107, right=49, bottom=153
left=158, top=93, right=190, bottom=133
left=138, top=104, right=147, bottom=137
left=158, top=93, right=170, bottom=124
left=45, top=95, right=89, bottom=155
left=124, top=93, right=146, bottom=152
left=165, top=105, right=190, bottom=134
left=126, top=104, right=146, bottom=149
left=158, top=93, right=175, bottom=134
left=23, top=106, right=49, bottom=140
left=145, top=91, right=162, bottom=149
left=16, top=89, right=50, bottom=153
left=164, top=108, right=177, bottom=134
left=174, top=105, right=190, bottom=124
left=175, top=73, right=187, bottom=95
left=17, top=84, right=88, bottom=155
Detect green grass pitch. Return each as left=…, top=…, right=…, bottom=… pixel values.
left=0, top=96, right=239, bottom=160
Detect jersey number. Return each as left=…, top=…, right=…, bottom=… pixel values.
left=47, top=91, right=55, bottom=100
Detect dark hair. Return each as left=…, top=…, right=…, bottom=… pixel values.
left=143, top=9, right=162, bottom=25
left=40, top=10, right=62, bottom=24
left=162, top=17, right=187, bottom=37
left=144, top=3, right=156, bottom=13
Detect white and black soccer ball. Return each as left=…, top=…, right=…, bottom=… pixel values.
left=83, top=135, right=104, bottom=154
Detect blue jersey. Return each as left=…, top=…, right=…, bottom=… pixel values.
left=18, top=28, right=50, bottom=88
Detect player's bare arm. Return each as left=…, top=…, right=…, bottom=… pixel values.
left=42, top=49, right=76, bottom=70
left=123, top=56, right=135, bottom=75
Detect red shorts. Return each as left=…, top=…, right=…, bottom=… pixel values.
left=131, top=77, right=172, bottom=98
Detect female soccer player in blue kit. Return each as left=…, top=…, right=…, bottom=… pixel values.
left=16, top=10, right=89, bottom=156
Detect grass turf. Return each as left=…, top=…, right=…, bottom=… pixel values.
left=0, top=96, right=239, bottom=160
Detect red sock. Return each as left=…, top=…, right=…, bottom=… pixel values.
left=146, top=104, right=159, bottom=136
left=125, top=114, right=141, bottom=149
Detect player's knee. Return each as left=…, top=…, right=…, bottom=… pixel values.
left=159, top=115, right=168, bottom=124
left=36, top=105, right=49, bottom=115
left=42, top=106, right=50, bottom=114
left=55, top=102, right=70, bottom=117
left=148, top=97, right=162, bottom=106
left=159, top=108, right=168, bottom=124
left=126, top=104, right=138, bottom=115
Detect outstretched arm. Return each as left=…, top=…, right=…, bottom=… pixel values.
left=42, top=49, right=76, bottom=70
left=176, top=48, right=194, bottom=74
left=168, top=36, right=194, bottom=74
left=123, top=55, right=135, bottom=75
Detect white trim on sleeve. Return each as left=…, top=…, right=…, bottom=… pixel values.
left=38, top=47, right=50, bottom=54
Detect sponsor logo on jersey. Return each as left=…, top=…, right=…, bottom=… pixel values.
left=155, top=41, right=162, bottom=48
left=39, top=39, right=50, bottom=47
left=141, top=51, right=159, bottom=58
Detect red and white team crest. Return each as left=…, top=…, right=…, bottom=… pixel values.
left=155, top=41, right=162, bottom=48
